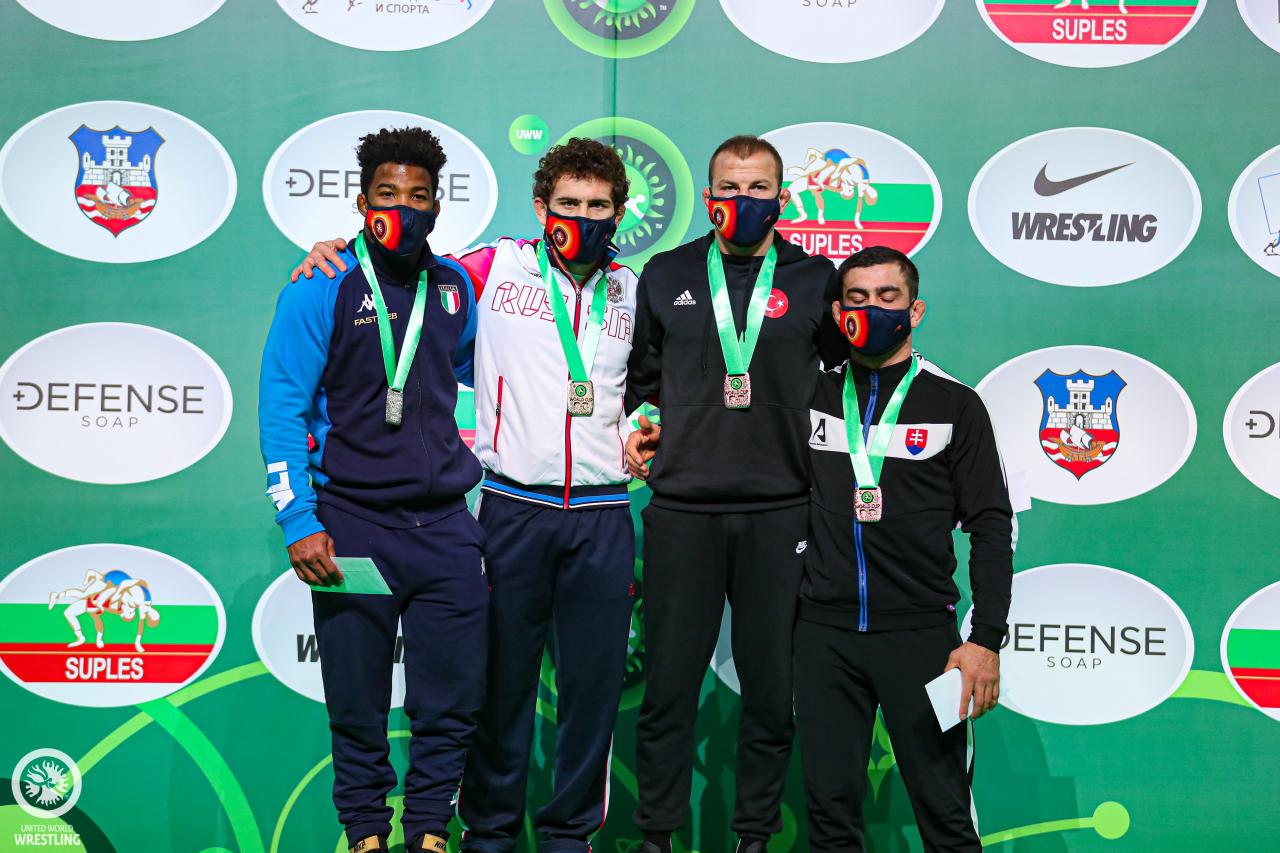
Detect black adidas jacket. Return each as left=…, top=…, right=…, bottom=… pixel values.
left=624, top=231, right=846, bottom=512
left=800, top=354, right=1014, bottom=652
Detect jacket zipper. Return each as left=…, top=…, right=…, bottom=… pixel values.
left=855, top=370, right=878, bottom=632
left=563, top=282, right=584, bottom=509
left=493, top=375, right=505, bottom=451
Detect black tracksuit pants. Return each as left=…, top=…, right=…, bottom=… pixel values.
left=634, top=502, right=808, bottom=840
left=793, top=619, right=980, bottom=852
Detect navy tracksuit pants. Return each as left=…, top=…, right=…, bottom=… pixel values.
left=459, top=493, right=635, bottom=853
left=313, top=502, right=489, bottom=846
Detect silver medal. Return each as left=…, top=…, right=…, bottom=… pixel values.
left=724, top=373, right=752, bottom=409
left=385, top=388, right=404, bottom=426
left=567, top=380, right=594, bottom=417
left=854, top=486, right=882, bottom=523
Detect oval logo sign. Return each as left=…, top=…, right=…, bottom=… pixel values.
left=275, top=0, right=494, bottom=51
left=0, top=323, right=233, bottom=484
left=762, top=122, right=942, bottom=261
left=0, top=544, right=226, bottom=708
left=1223, top=362, right=1280, bottom=499
left=976, top=345, right=1196, bottom=506
left=968, top=127, right=1200, bottom=287
left=962, top=564, right=1194, bottom=726
left=976, top=0, right=1205, bottom=68
left=557, top=117, right=693, bottom=270
left=1228, top=143, right=1280, bottom=278
left=14, top=0, right=226, bottom=40
left=264, top=110, right=497, bottom=255
left=546, top=0, right=695, bottom=58
left=720, top=0, right=945, bottom=63
left=0, top=101, right=236, bottom=263
left=252, top=570, right=406, bottom=707
left=1239, top=0, right=1280, bottom=55
left=1221, top=580, right=1280, bottom=722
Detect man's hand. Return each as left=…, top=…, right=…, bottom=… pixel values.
left=625, top=415, right=661, bottom=480
left=290, top=238, right=349, bottom=282
left=944, top=642, right=1000, bottom=720
left=287, top=531, right=344, bottom=587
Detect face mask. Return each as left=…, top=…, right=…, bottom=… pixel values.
left=364, top=203, right=436, bottom=257
left=838, top=303, right=914, bottom=356
left=544, top=212, right=617, bottom=266
left=706, top=193, right=781, bottom=247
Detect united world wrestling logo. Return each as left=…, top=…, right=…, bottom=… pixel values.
left=558, top=117, right=693, bottom=269
left=545, top=0, right=695, bottom=58
left=70, top=125, right=163, bottom=236
left=1035, top=369, right=1126, bottom=479
left=12, top=748, right=83, bottom=819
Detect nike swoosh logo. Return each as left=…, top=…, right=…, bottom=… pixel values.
left=1033, top=162, right=1132, bottom=196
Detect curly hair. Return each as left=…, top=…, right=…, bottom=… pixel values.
left=532, top=137, right=629, bottom=209
left=356, top=126, right=447, bottom=196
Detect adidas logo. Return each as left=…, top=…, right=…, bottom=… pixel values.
left=673, top=290, right=696, bottom=306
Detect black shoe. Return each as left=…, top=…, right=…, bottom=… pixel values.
left=405, top=834, right=448, bottom=853
left=349, top=837, right=387, bottom=853
left=640, top=836, right=672, bottom=853
left=735, top=838, right=768, bottom=853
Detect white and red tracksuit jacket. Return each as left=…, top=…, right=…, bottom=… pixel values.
left=454, top=237, right=639, bottom=509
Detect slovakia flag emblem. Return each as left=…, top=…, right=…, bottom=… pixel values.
left=905, top=428, right=928, bottom=456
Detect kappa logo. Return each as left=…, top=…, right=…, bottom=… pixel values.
left=673, top=290, right=696, bottom=306
left=796, top=540, right=808, bottom=554
left=1036, top=369, right=1125, bottom=479
left=70, top=125, right=162, bottom=236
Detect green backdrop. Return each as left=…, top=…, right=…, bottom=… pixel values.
left=1, top=0, right=1278, bottom=850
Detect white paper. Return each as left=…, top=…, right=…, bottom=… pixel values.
left=925, top=668, right=973, bottom=732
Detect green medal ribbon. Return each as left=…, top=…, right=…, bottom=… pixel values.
left=706, top=242, right=777, bottom=375
left=841, top=355, right=920, bottom=488
left=353, top=232, right=428, bottom=395
left=538, top=242, right=608, bottom=383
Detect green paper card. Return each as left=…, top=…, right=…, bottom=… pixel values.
left=309, top=557, right=392, bottom=595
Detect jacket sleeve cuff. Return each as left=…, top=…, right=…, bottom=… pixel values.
left=281, top=512, right=326, bottom=548
left=967, top=623, right=1006, bottom=654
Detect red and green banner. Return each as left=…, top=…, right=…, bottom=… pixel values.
left=1227, top=628, right=1280, bottom=709
left=778, top=183, right=936, bottom=259
left=983, top=0, right=1200, bottom=45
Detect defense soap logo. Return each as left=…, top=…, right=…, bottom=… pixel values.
left=0, top=323, right=233, bottom=484
left=1223, top=362, right=1280, bottom=499
left=264, top=110, right=497, bottom=255
left=977, top=346, right=1195, bottom=505
left=0, top=545, right=225, bottom=708
left=252, top=570, right=408, bottom=707
left=14, top=0, right=226, bottom=40
left=968, top=127, right=1200, bottom=286
left=0, top=101, right=236, bottom=263
left=762, top=122, right=941, bottom=260
left=1228, top=143, right=1280, bottom=277
left=11, top=749, right=82, bottom=819
left=277, top=0, right=494, bottom=51
left=1238, top=0, right=1280, bottom=54
left=962, top=564, right=1194, bottom=725
left=720, top=0, right=945, bottom=63
left=1222, top=581, right=1280, bottom=721
left=977, top=0, right=1204, bottom=68
left=558, top=117, right=693, bottom=269
left=546, top=0, right=695, bottom=57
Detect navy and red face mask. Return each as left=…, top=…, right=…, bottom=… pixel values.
left=706, top=193, right=781, bottom=247
left=544, top=212, right=618, bottom=266
left=364, top=204, right=437, bottom=257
